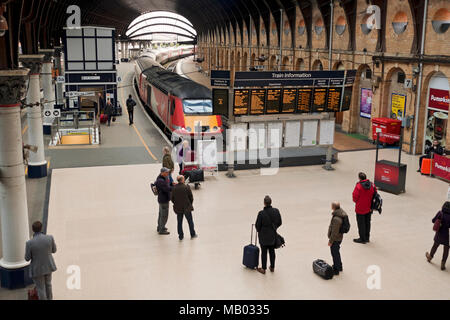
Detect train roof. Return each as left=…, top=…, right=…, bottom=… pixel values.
left=139, top=59, right=211, bottom=100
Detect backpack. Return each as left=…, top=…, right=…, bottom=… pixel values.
left=371, top=191, right=383, bottom=214
left=150, top=182, right=158, bottom=196
left=339, top=215, right=351, bottom=234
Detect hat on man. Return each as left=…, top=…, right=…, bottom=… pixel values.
left=161, top=167, right=170, bottom=173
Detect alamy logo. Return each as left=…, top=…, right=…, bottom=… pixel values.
left=366, top=265, right=381, bottom=290
left=66, top=5, right=81, bottom=29
left=365, top=5, right=381, bottom=30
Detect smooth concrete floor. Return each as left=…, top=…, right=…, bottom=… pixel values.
left=47, top=148, right=450, bottom=300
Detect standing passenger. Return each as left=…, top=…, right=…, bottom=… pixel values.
left=25, top=221, right=57, bottom=300
left=104, top=99, right=114, bottom=126
left=171, top=176, right=197, bottom=241
left=126, top=94, right=136, bottom=125
left=426, top=201, right=450, bottom=270
left=352, top=172, right=377, bottom=244
left=163, top=146, right=175, bottom=186
left=328, top=202, right=347, bottom=275
left=255, top=196, right=282, bottom=274
left=177, top=140, right=191, bottom=175
left=155, top=167, right=172, bottom=235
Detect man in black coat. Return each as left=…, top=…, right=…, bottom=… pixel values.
left=155, top=167, right=172, bottom=235
left=255, top=196, right=282, bottom=274
left=171, top=175, right=197, bottom=240
left=126, top=94, right=136, bottom=125
left=418, top=139, right=445, bottom=172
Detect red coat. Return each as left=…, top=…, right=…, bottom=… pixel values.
left=352, top=180, right=377, bottom=215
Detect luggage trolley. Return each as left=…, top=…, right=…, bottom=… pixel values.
left=181, top=150, right=204, bottom=190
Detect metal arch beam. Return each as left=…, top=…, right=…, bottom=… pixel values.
left=128, top=15, right=194, bottom=31
left=128, top=31, right=195, bottom=40
left=127, top=22, right=197, bottom=38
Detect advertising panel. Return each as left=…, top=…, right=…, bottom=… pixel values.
left=391, top=93, right=407, bottom=121
left=426, top=88, right=449, bottom=149
left=375, top=162, right=400, bottom=186
left=432, top=154, right=450, bottom=181
left=360, top=88, right=373, bottom=119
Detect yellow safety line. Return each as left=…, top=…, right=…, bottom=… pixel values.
left=133, top=124, right=158, bottom=161
left=22, top=125, right=28, bottom=136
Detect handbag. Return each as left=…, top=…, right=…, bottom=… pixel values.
left=433, top=212, right=443, bottom=232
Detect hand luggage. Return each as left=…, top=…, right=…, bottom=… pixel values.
left=116, top=106, right=123, bottom=116
left=312, top=259, right=334, bottom=280
left=185, top=169, right=204, bottom=183
left=28, top=287, right=39, bottom=300
left=243, top=224, right=260, bottom=269
left=100, top=114, right=108, bottom=124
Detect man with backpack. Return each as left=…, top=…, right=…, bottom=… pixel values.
left=352, top=172, right=377, bottom=244
left=126, top=94, right=137, bottom=125
left=328, top=202, right=349, bottom=276
left=155, top=167, right=172, bottom=235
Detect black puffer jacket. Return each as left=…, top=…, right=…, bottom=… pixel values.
left=255, top=206, right=282, bottom=246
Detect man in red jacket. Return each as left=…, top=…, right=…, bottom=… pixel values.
left=352, top=172, right=377, bottom=244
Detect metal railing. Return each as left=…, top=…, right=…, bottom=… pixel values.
left=51, top=110, right=101, bottom=146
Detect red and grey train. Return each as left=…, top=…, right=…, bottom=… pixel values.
left=134, top=50, right=223, bottom=139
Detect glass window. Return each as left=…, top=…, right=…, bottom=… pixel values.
left=183, top=99, right=213, bottom=114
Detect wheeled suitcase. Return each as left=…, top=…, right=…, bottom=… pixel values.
left=100, top=114, right=108, bottom=124
left=185, top=169, right=204, bottom=183
left=312, top=259, right=334, bottom=280
left=243, top=224, right=259, bottom=269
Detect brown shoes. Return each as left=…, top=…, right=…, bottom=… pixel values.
left=269, top=267, right=275, bottom=272
left=426, top=252, right=432, bottom=263
left=256, top=268, right=266, bottom=274
left=441, top=261, right=446, bottom=271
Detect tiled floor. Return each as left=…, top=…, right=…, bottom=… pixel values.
left=44, top=149, right=450, bottom=300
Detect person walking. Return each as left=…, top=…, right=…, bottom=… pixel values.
left=352, top=172, right=377, bottom=244
left=98, top=92, right=105, bottom=115
left=171, top=175, right=197, bottom=240
left=24, top=221, right=57, bottom=300
left=328, top=202, right=347, bottom=275
left=163, top=146, right=175, bottom=186
left=255, top=196, right=282, bottom=274
left=155, top=167, right=172, bottom=235
left=426, top=201, right=450, bottom=270
left=104, top=99, right=114, bottom=126
left=126, top=94, right=136, bottom=125
left=177, top=140, right=191, bottom=175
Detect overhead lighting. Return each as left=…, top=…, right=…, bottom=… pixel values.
left=0, top=4, right=8, bottom=37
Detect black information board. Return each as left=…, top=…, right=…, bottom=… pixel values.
left=233, top=89, right=250, bottom=116
left=250, top=89, right=266, bottom=115
left=212, top=88, right=229, bottom=117
left=312, top=88, right=328, bottom=112
left=266, top=88, right=282, bottom=114
left=341, top=86, right=353, bottom=111
left=282, top=89, right=297, bottom=113
left=297, top=88, right=313, bottom=113
left=326, top=87, right=342, bottom=112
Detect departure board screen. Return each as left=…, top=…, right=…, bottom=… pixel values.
left=297, top=88, right=312, bottom=113
left=326, top=87, right=342, bottom=112
left=341, top=86, right=353, bottom=111
left=281, top=89, right=297, bottom=113
left=233, top=89, right=250, bottom=116
left=312, top=88, right=328, bottom=112
left=212, top=88, right=229, bottom=117
left=250, top=89, right=266, bottom=115
left=266, top=89, right=282, bottom=114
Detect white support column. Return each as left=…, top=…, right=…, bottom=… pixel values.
left=19, top=54, right=48, bottom=179
left=0, top=68, right=32, bottom=289
left=39, top=49, right=55, bottom=135
left=54, top=47, right=64, bottom=108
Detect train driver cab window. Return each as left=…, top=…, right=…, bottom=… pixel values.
left=171, top=100, right=176, bottom=115
left=183, top=99, right=213, bottom=114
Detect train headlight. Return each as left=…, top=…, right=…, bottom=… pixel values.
left=186, top=126, right=192, bottom=132
left=213, top=126, right=218, bottom=131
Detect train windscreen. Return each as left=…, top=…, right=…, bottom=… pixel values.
left=183, top=99, right=213, bottom=114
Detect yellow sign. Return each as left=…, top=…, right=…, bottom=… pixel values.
left=391, top=93, right=406, bottom=120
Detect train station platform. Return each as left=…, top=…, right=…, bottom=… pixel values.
left=3, top=148, right=449, bottom=300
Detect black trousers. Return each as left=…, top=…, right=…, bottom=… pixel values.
left=128, top=110, right=134, bottom=124
left=330, top=241, right=343, bottom=271
left=419, top=155, right=430, bottom=171
left=260, top=245, right=276, bottom=270
left=356, top=213, right=372, bottom=242
left=177, top=211, right=196, bottom=238
left=430, top=241, right=449, bottom=263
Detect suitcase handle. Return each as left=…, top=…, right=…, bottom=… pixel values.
left=251, top=224, right=258, bottom=245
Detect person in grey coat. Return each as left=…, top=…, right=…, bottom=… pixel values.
left=25, top=221, right=57, bottom=300
left=255, top=196, right=282, bottom=274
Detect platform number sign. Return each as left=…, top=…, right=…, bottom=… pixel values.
left=404, top=79, right=413, bottom=89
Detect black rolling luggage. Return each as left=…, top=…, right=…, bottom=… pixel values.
left=114, top=106, right=123, bottom=116
left=312, top=259, right=334, bottom=280
left=243, top=224, right=259, bottom=269
left=185, top=169, right=204, bottom=183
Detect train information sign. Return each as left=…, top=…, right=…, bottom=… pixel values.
left=266, top=89, right=282, bottom=114
left=250, top=89, right=266, bottom=115
left=312, top=88, right=328, bottom=112
left=233, top=89, right=250, bottom=116
left=326, top=87, right=342, bottom=112
left=297, top=88, right=313, bottom=113
left=281, top=88, right=297, bottom=113
left=212, top=88, right=229, bottom=117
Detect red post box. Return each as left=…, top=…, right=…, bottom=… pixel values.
left=372, top=118, right=402, bottom=145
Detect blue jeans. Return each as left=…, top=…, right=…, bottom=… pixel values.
left=177, top=211, right=196, bottom=239
left=330, top=241, right=343, bottom=271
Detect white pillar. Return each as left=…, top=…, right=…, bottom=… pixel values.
left=19, top=55, right=48, bottom=179
left=54, top=47, right=64, bottom=108
left=0, top=69, right=32, bottom=289
left=39, top=49, right=55, bottom=135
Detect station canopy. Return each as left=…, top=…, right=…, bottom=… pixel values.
left=125, top=11, right=197, bottom=42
